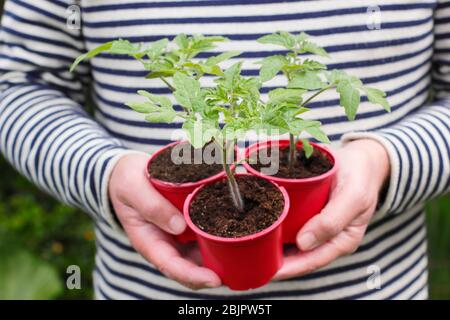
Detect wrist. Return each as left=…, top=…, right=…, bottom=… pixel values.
left=344, top=139, right=391, bottom=187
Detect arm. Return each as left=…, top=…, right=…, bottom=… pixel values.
left=0, top=0, right=136, bottom=228
left=341, top=1, right=450, bottom=216
left=276, top=0, right=449, bottom=279
left=0, top=0, right=220, bottom=289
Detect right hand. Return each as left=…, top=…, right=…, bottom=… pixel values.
left=109, top=153, right=221, bottom=290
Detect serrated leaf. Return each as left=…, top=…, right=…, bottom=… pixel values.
left=301, top=41, right=329, bottom=57
left=302, top=139, right=314, bottom=158
left=364, top=87, right=390, bottom=112
left=337, top=80, right=361, bottom=121
left=172, top=72, right=205, bottom=111
left=145, top=109, right=177, bottom=123
left=205, top=51, right=242, bottom=66
left=145, top=70, right=177, bottom=79
left=182, top=117, right=218, bottom=149
left=145, top=38, right=169, bottom=59
left=268, top=88, right=305, bottom=105
left=288, top=71, right=326, bottom=90
left=306, top=126, right=330, bottom=144
left=125, top=101, right=158, bottom=113
left=174, top=33, right=189, bottom=49
left=200, top=64, right=224, bottom=76
left=223, top=62, right=243, bottom=90
left=257, top=31, right=295, bottom=50
left=110, top=39, right=141, bottom=55
left=257, top=55, right=286, bottom=82
left=70, top=41, right=113, bottom=72
left=137, top=90, right=172, bottom=109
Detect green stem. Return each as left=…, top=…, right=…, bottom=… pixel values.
left=222, top=140, right=244, bottom=212
left=301, top=85, right=333, bottom=108
left=160, top=77, right=176, bottom=92
left=288, top=133, right=296, bottom=171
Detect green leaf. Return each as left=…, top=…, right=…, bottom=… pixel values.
left=145, top=109, right=177, bottom=123
left=300, top=41, right=329, bottom=57
left=223, top=62, right=243, bottom=90
left=182, top=117, right=218, bottom=149
left=268, top=88, right=305, bottom=105
left=125, top=101, right=158, bottom=113
left=337, top=80, right=361, bottom=121
left=172, top=72, right=204, bottom=111
left=205, top=51, right=242, bottom=66
left=364, top=87, right=390, bottom=112
left=302, top=139, right=314, bottom=158
left=198, top=64, right=224, bottom=76
left=257, top=55, right=286, bottom=82
left=137, top=90, right=172, bottom=109
left=306, top=126, right=330, bottom=144
left=301, top=59, right=327, bottom=71
left=145, top=38, right=169, bottom=59
left=288, top=71, right=325, bottom=90
left=70, top=41, right=113, bottom=72
left=145, top=69, right=176, bottom=79
left=109, top=39, right=141, bottom=55
left=174, top=33, right=189, bottom=49
left=257, top=31, right=296, bottom=50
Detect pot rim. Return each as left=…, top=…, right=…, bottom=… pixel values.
left=146, top=140, right=228, bottom=190
left=243, top=139, right=338, bottom=184
left=183, top=173, right=290, bottom=244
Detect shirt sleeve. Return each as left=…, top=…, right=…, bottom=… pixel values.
left=0, top=0, right=144, bottom=230
left=341, top=0, right=450, bottom=217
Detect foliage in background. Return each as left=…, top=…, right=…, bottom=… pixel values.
left=0, top=157, right=95, bottom=299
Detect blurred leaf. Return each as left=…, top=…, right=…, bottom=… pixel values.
left=0, top=248, right=63, bottom=299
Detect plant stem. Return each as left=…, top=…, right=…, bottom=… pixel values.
left=288, top=133, right=296, bottom=171
left=160, top=77, right=176, bottom=92
left=221, top=140, right=245, bottom=212
left=301, top=85, right=333, bottom=108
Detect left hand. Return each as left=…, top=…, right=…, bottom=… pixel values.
left=274, top=139, right=391, bottom=280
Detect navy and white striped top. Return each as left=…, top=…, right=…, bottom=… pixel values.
left=1, top=0, right=449, bottom=299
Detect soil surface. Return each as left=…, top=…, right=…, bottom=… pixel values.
left=189, top=176, right=285, bottom=238
left=249, top=146, right=333, bottom=179
left=149, top=142, right=223, bottom=183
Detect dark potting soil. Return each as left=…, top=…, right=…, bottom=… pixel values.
left=149, top=143, right=223, bottom=183
left=189, top=176, right=285, bottom=238
left=250, top=146, right=333, bottom=179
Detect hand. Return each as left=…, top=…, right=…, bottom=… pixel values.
left=109, top=153, right=221, bottom=289
left=275, top=139, right=390, bottom=280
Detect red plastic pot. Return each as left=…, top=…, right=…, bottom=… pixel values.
left=146, top=141, right=227, bottom=243
left=243, top=140, right=337, bottom=243
left=184, top=173, right=289, bottom=291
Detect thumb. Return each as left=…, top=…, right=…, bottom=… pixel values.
left=296, top=186, right=363, bottom=251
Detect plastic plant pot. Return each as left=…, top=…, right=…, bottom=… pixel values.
left=243, top=140, right=337, bottom=243
left=184, top=173, right=290, bottom=291
left=146, top=141, right=227, bottom=243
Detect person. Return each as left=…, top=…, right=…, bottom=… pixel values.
left=0, top=0, right=448, bottom=299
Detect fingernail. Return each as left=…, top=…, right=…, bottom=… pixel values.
left=204, top=281, right=219, bottom=288
left=298, top=232, right=319, bottom=251
left=169, top=215, right=186, bottom=234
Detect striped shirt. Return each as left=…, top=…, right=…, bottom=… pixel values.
left=0, top=0, right=449, bottom=299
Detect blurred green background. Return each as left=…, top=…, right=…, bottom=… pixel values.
left=0, top=1, right=448, bottom=300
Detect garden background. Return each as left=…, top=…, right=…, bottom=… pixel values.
left=0, top=1, right=448, bottom=300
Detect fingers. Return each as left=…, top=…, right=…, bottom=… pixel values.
left=132, top=186, right=187, bottom=235
left=110, top=153, right=186, bottom=235
left=296, top=178, right=373, bottom=251
left=127, top=222, right=221, bottom=290
left=275, top=227, right=364, bottom=281
left=275, top=207, right=371, bottom=281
